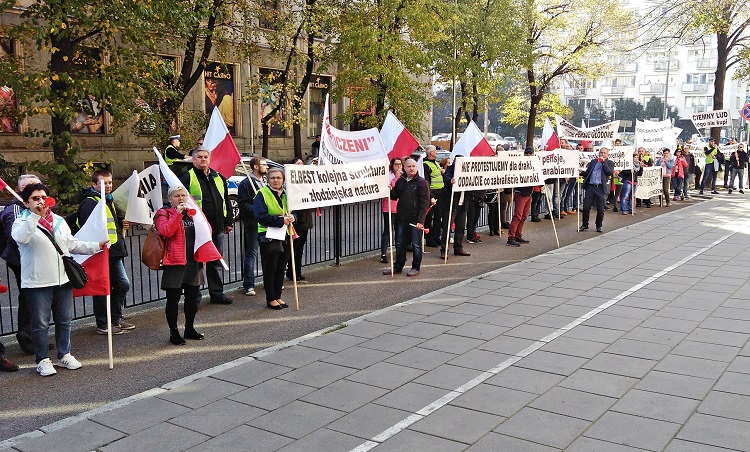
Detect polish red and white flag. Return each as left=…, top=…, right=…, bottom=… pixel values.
left=381, top=111, right=421, bottom=161
left=450, top=120, right=495, bottom=161
left=153, top=148, right=223, bottom=263
left=72, top=182, right=110, bottom=297
left=204, top=107, right=241, bottom=179
left=541, top=117, right=560, bottom=151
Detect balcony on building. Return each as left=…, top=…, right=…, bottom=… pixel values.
left=639, top=83, right=665, bottom=95
left=696, top=58, right=715, bottom=70
left=614, top=62, right=638, bottom=73
left=653, top=60, right=679, bottom=71
left=691, top=105, right=708, bottom=113
left=564, top=87, right=586, bottom=97
left=601, top=86, right=625, bottom=96
left=682, top=83, right=708, bottom=94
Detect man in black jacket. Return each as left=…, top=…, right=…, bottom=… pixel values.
left=384, top=158, right=430, bottom=277
left=580, top=147, right=615, bottom=233
left=728, top=143, right=748, bottom=194
left=237, top=157, right=267, bottom=296
left=78, top=170, right=133, bottom=335
left=180, top=148, right=233, bottom=304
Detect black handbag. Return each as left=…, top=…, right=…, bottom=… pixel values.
left=37, top=226, right=89, bottom=289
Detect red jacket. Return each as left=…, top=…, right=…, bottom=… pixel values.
left=154, top=207, right=186, bottom=266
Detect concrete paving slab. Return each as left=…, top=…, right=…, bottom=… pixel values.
left=210, top=360, right=293, bottom=387
left=604, top=338, right=673, bottom=361
left=297, top=331, right=367, bottom=352
left=345, top=361, right=425, bottom=390
left=277, top=361, right=357, bottom=388
left=226, top=379, right=317, bottom=411
left=326, top=403, right=411, bottom=439
left=385, top=346, right=458, bottom=371
left=558, top=368, right=638, bottom=398
left=100, top=422, right=208, bottom=452
left=610, top=388, right=700, bottom=424
left=155, top=376, right=246, bottom=409
left=676, top=412, right=750, bottom=451
left=409, top=404, right=503, bottom=444
left=583, top=411, right=681, bottom=451
left=634, top=370, right=715, bottom=400
left=653, top=354, right=729, bottom=379
left=275, top=428, right=363, bottom=452
left=374, top=429, right=466, bottom=452
left=417, top=333, right=484, bottom=355
left=89, top=396, right=192, bottom=435
left=301, top=379, right=389, bottom=412
left=13, top=419, right=124, bottom=452
left=357, top=332, right=425, bottom=354
left=450, top=382, right=537, bottom=417
left=319, top=345, right=393, bottom=370
left=184, top=425, right=292, bottom=452
left=493, top=407, right=591, bottom=449
left=712, top=371, right=750, bottom=396
left=248, top=400, right=345, bottom=439
left=413, top=363, right=483, bottom=391
left=566, top=436, right=650, bottom=452
left=167, top=398, right=266, bottom=437
left=447, top=348, right=512, bottom=372
left=515, top=350, right=589, bottom=376
left=528, top=386, right=617, bottom=421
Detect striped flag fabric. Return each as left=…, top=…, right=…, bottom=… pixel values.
left=450, top=121, right=495, bottom=162
left=204, top=107, right=241, bottom=179
left=381, top=111, right=421, bottom=160
left=72, top=182, right=110, bottom=297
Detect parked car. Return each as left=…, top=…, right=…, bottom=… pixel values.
left=502, top=136, right=518, bottom=150
left=485, top=133, right=503, bottom=150
left=227, top=156, right=283, bottom=221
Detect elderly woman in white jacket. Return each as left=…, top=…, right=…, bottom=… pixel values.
left=12, top=183, right=107, bottom=377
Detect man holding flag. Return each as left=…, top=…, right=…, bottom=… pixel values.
left=77, top=170, right=133, bottom=335
left=179, top=148, right=233, bottom=304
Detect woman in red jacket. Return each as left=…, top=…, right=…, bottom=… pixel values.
left=154, top=186, right=205, bottom=345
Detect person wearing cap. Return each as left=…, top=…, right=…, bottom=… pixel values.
left=700, top=137, right=720, bottom=194
left=179, top=147, right=233, bottom=305
left=580, top=147, right=615, bottom=233
left=165, top=135, right=187, bottom=165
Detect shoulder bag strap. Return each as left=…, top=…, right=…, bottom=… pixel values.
left=37, top=225, right=65, bottom=256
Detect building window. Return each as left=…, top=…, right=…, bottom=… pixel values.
left=0, top=37, right=20, bottom=133
left=258, top=67, right=286, bottom=137
left=259, top=0, right=280, bottom=30
left=204, top=62, right=236, bottom=136
left=308, top=75, right=330, bottom=137
left=70, top=47, right=105, bottom=134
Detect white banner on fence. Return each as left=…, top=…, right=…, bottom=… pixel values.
left=691, top=110, right=732, bottom=130
left=285, top=160, right=390, bottom=210
left=635, top=166, right=663, bottom=199
left=577, top=146, right=634, bottom=171
left=635, top=119, right=679, bottom=151
left=318, top=94, right=388, bottom=165
left=452, top=155, right=544, bottom=191
left=537, top=150, right=579, bottom=178
left=555, top=115, right=620, bottom=141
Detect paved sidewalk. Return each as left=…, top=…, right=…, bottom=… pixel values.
left=6, top=197, right=750, bottom=451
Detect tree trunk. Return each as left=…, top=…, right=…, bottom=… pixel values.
left=712, top=30, right=728, bottom=142
left=49, top=34, right=74, bottom=163
left=527, top=96, right=540, bottom=149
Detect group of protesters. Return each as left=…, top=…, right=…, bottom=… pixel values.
left=0, top=144, right=320, bottom=375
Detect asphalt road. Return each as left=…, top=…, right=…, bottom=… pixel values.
left=0, top=198, right=696, bottom=442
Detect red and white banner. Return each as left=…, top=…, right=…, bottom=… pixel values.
left=450, top=121, right=495, bottom=162
left=153, top=148, right=223, bottom=263
left=381, top=111, right=421, bottom=161
left=319, top=94, right=388, bottom=165
left=72, top=182, right=110, bottom=297
left=204, top=107, right=241, bottom=179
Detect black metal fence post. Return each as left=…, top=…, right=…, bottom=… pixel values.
left=334, top=204, right=342, bottom=266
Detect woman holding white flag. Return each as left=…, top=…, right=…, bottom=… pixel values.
left=154, top=186, right=205, bottom=345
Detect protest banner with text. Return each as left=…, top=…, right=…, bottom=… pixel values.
left=452, top=155, right=544, bottom=192
left=634, top=166, right=663, bottom=199
left=286, top=160, right=390, bottom=210
left=318, top=94, right=388, bottom=165
left=537, top=150, right=579, bottom=178
left=635, top=119, right=679, bottom=151
left=555, top=115, right=620, bottom=141
left=691, top=110, right=731, bottom=130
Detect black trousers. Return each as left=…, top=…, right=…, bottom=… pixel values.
left=425, top=189, right=443, bottom=246
left=9, top=263, right=31, bottom=347
left=165, top=285, right=200, bottom=332
left=582, top=184, right=607, bottom=228
left=260, top=239, right=291, bottom=302
left=440, top=197, right=467, bottom=253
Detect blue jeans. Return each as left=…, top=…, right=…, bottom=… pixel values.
left=620, top=181, right=634, bottom=213
left=93, top=257, right=130, bottom=328
left=683, top=174, right=692, bottom=197
left=243, top=221, right=259, bottom=290
left=25, top=283, right=73, bottom=363
left=394, top=220, right=423, bottom=271
left=561, top=178, right=577, bottom=211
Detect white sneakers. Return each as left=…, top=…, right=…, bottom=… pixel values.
left=37, top=354, right=82, bottom=376
left=57, top=353, right=82, bottom=370
left=36, top=358, right=57, bottom=376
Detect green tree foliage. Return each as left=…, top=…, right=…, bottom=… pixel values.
left=644, top=96, right=679, bottom=121
left=325, top=0, right=441, bottom=137
left=245, top=0, right=325, bottom=158
left=512, top=0, right=633, bottom=147
left=610, top=98, right=644, bottom=124
left=0, top=0, right=195, bottom=204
